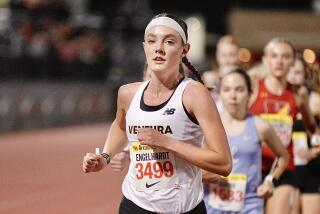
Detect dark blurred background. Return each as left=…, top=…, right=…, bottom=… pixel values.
left=0, top=0, right=319, bottom=132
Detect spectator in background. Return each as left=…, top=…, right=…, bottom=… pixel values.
left=287, top=54, right=320, bottom=214
left=9, top=0, right=71, bottom=79
left=9, top=0, right=109, bottom=81
left=249, top=38, right=316, bottom=214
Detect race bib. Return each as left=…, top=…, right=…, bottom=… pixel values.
left=292, top=132, right=308, bottom=166
left=209, top=173, right=247, bottom=212
left=260, top=113, right=293, bottom=147
left=130, top=141, right=177, bottom=191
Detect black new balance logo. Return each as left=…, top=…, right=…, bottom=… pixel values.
left=163, top=108, right=176, bottom=115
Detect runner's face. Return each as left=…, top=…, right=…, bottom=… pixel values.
left=143, top=25, right=187, bottom=74
left=220, top=73, right=249, bottom=114
left=287, top=59, right=305, bottom=86
left=264, top=42, right=294, bottom=79
left=217, top=43, right=239, bottom=68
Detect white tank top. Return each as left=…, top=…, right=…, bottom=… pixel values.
left=123, top=78, right=204, bottom=213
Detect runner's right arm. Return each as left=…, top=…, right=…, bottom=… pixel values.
left=82, top=83, right=140, bottom=173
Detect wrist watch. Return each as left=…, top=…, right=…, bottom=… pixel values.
left=101, top=153, right=111, bottom=164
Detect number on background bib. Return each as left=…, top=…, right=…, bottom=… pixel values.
left=260, top=113, right=293, bottom=147
left=292, top=132, right=308, bottom=166
left=209, top=173, right=247, bottom=212
left=130, top=141, right=177, bottom=191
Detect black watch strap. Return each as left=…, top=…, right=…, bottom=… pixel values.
left=101, top=153, right=111, bottom=164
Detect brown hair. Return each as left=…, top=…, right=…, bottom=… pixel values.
left=310, top=64, right=320, bottom=93
left=291, top=52, right=320, bottom=93
left=222, top=67, right=253, bottom=95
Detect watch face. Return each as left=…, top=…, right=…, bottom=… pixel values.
left=101, top=153, right=111, bottom=164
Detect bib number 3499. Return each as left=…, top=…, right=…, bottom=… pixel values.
left=130, top=141, right=177, bottom=191
left=135, top=161, right=174, bottom=180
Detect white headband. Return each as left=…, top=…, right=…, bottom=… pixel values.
left=145, top=17, right=187, bottom=43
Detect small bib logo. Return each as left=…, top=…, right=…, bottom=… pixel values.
left=163, top=108, right=175, bottom=115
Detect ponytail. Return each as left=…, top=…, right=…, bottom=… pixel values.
left=182, top=57, right=204, bottom=84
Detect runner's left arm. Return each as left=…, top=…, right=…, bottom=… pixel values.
left=255, top=117, right=289, bottom=180
left=138, top=81, right=232, bottom=176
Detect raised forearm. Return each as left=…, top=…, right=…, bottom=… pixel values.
left=165, top=139, right=232, bottom=177
left=103, top=120, right=128, bottom=157
left=271, top=155, right=289, bottom=180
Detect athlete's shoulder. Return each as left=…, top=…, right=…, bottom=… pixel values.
left=118, top=82, right=144, bottom=108
left=118, top=82, right=143, bottom=97
left=184, top=79, right=208, bottom=96
left=254, top=116, right=272, bottom=139
left=183, top=79, right=214, bottom=112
